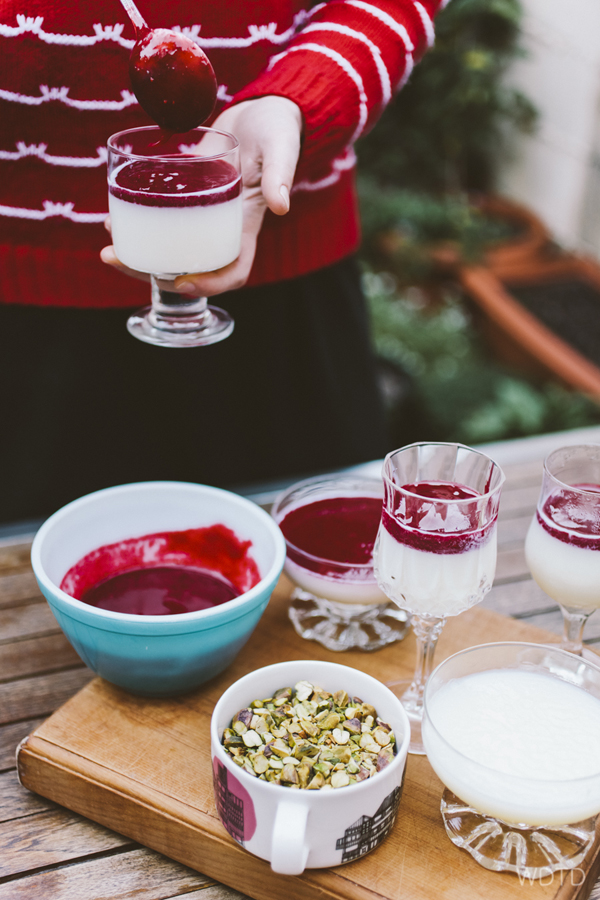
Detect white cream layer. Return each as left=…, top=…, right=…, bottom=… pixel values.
left=525, top=515, right=600, bottom=610
left=374, top=525, right=496, bottom=617
left=108, top=192, right=242, bottom=275
left=284, top=556, right=386, bottom=606
left=423, top=668, right=600, bottom=826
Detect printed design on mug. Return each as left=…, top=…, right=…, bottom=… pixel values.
left=335, top=772, right=405, bottom=862
left=213, top=758, right=257, bottom=845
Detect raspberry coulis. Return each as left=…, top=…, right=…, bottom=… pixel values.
left=537, top=484, right=600, bottom=550
left=129, top=28, right=217, bottom=133
left=80, top=566, right=239, bottom=615
left=110, top=159, right=241, bottom=207
left=382, top=480, right=494, bottom=554
left=279, top=496, right=382, bottom=575
left=60, top=525, right=260, bottom=615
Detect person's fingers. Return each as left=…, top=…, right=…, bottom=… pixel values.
left=100, top=246, right=150, bottom=284
left=260, top=112, right=302, bottom=216
left=104, top=215, right=112, bottom=234
left=214, top=97, right=302, bottom=217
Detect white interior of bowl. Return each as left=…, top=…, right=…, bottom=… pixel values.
left=33, top=481, right=283, bottom=589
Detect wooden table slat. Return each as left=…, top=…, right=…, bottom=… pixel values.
left=0, top=809, right=136, bottom=879
left=0, top=601, right=60, bottom=644
left=0, top=719, right=45, bottom=770
left=0, top=633, right=83, bottom=682
left=0, top=572, right=42, bottom=609
left=0, top=668, right=93, bottom=726
left=0, top=771, right=52, bottom=821
left=0, top=847, right=219, bottom=900
left=0, top=543, right=35, bottom=573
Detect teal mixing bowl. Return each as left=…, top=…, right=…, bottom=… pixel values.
left=31, top=481, right=286, bottom=696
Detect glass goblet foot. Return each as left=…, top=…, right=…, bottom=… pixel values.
left=127, top=277, right=234, bottom=348
left=288, top=588, right=409, bottom=652
left=441, top=789, right=597, bottom=879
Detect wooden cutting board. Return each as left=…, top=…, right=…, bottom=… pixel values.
left=17, top=575, right=600, bottom=900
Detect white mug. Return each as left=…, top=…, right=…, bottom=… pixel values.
left=210, top=659, right=410, bottom=875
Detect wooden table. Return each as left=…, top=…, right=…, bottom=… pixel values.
left=3, top=427, right=600, bottom=900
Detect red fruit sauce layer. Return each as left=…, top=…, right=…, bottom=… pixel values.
left=60, top=525, right=260, bottom=615
left=382, top=480, right=494, bottom=554
left=80, top=566, right=239, bottom=615
left=279, top=496, right=382, bottom=575
left=109, top=159, right=241, bottom=207
left=537, top=484, right=600, bottom=550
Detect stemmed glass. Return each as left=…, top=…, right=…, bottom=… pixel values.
left=373, top=442, right=505, bottom=754
left=422, top=642, right=600, bottom=879
left=525, top=444, right=600, bottom=655
left=271, top=474, right=409, bottom=652
left=107, top=126, right=241, bottom=348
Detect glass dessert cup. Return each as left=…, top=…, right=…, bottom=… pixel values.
left=374, top=442, right=505, bottom=754
left=107, top=126, right=241, bottom=348
left=525, top=444, right=600, bottom=657
left=271, top=474, right=409, bottom=652
left=422, top=642, right=600, bottom=879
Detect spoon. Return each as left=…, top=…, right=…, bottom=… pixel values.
left=119, top=0, right=218, bottom=133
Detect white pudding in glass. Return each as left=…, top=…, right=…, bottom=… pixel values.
left=276, top=492, right=387, bottom=607
left=525, top=485, right=600, bottom=610
left=375, top=525, right=496, bottom=617
left=283, top=556, right=386, bottom=606
left=374, top=480, right=497, bottom=618
left=108, top=157, right=242, bottom=275
left=423, top=668, right=600, bottom=826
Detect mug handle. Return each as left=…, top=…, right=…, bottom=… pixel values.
left=270, top=800, right=310, bottom=875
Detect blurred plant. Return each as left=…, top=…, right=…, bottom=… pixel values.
left=356, top=0, right=538, bottom=280
left=365, top=273, right=600, bottom=444
left=358, top=177, right=517, bottom=283
left=357, top=0, right=537, bottom=194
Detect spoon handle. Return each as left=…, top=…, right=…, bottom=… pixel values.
left=119, top=0, right=149, bottom=34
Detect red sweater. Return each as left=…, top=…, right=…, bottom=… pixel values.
left=0, top=0, right=445, bottom=307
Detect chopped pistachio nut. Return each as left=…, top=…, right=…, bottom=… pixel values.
left=242, top=730, right=263, bottom=748
left=221, top=680, right=398, bottom=790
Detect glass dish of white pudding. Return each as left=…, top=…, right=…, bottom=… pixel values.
left=422, top=641, right=600, bottom=879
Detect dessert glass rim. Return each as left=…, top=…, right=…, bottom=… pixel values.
left=544, top=443, right=600, bottom=494
left=271, top=473, right=383, bottom=571
left=107, top=124, right=240, bottom=164
left=382, top=441, right=505, bottom=504
left=423, top=640, right=600, bottom=787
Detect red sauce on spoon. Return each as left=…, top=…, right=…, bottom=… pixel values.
left=129, top=27, right=217, bottom=132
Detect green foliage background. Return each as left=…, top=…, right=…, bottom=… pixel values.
left=365, top=275, right=600, bottom=446
left=356, top=0, right=600, bottom=443
left=357, top=0, right=536, bottom=194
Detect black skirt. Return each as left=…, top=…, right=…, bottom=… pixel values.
left=0, top=255, right=387, bottom=524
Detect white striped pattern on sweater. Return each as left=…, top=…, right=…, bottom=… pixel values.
left=0, top=12, right=309, bottom=51
left=343, top=1, right=414, bottom=52
left=0, top=85, right=137, bottom=110
left=413, top=1, right=435, bottom=46
left=293, top=147, right=356, bottom=192
left=341, top=0, right=415, bottom=87
left=0, top=83, right=237, bottom=110
left=268, top=43, right=368, bottom=143
left=0, top=200, right=107, bottom=222
left=300, top=22, right=391, bottom=105
left=0, top=143, right=107, bottom=167
left=0, top=145, right=358, bottom=222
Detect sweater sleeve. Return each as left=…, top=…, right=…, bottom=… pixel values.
left=231, top=0, right=449, bottom=183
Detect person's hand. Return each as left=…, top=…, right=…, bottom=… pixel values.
left=101, top=96, right=302, bottom=296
